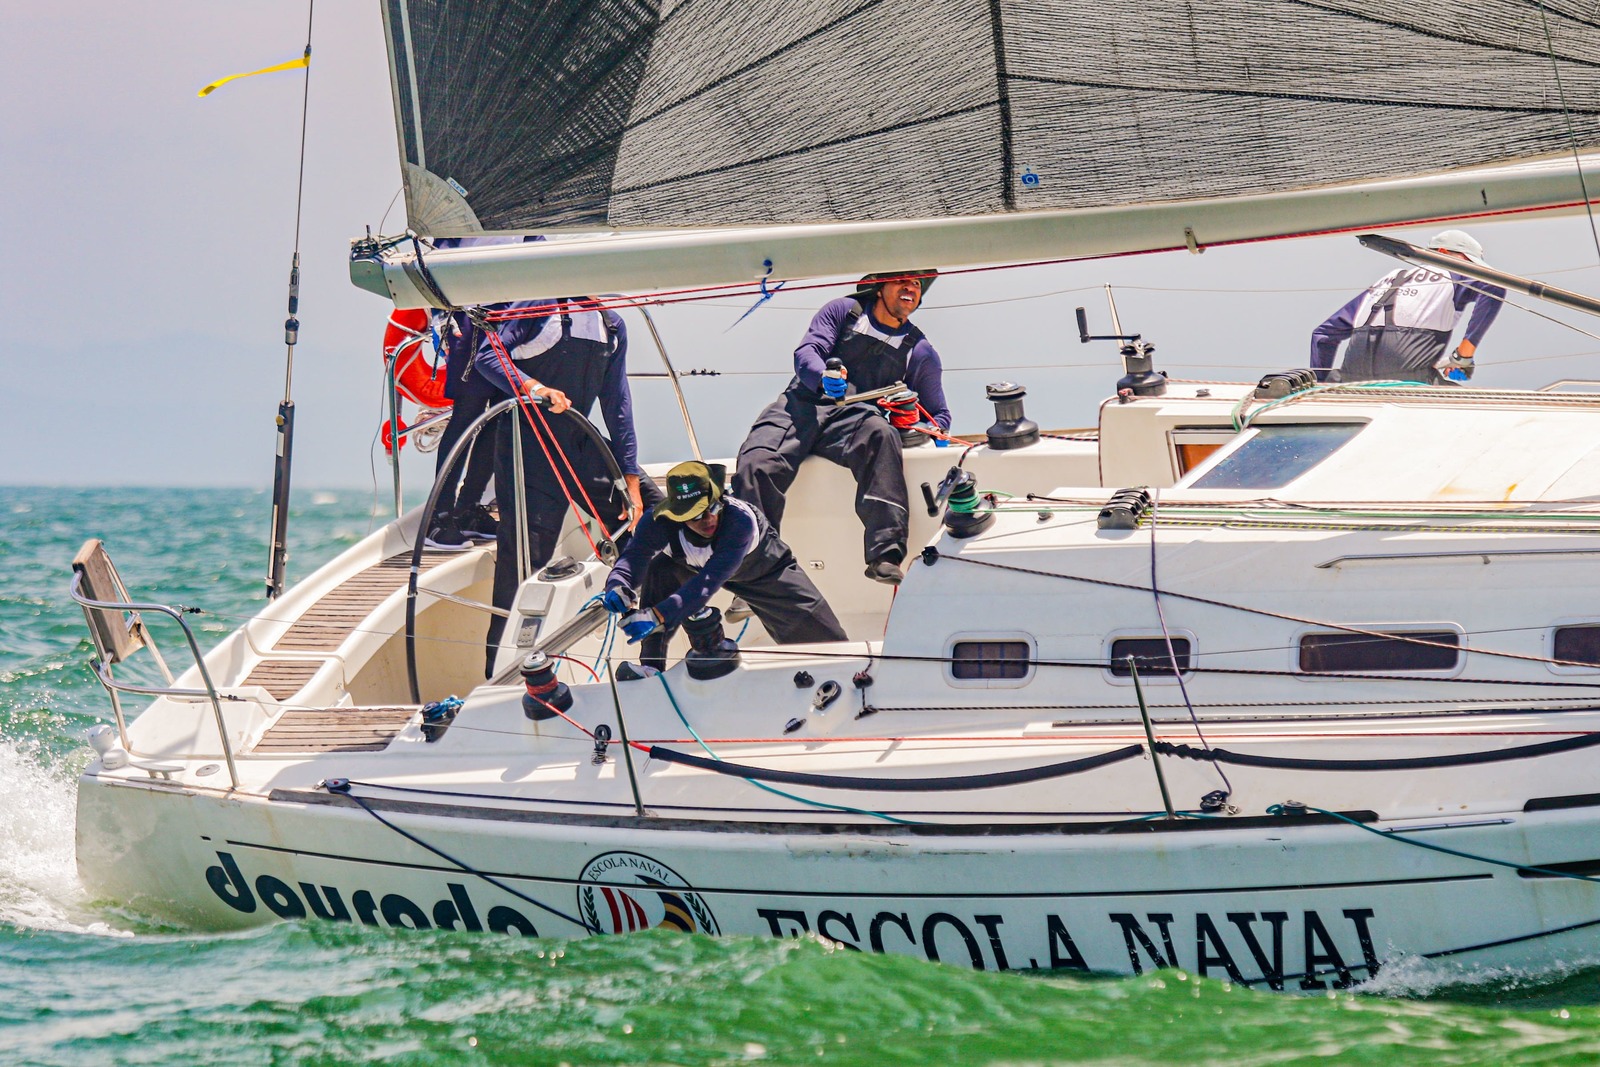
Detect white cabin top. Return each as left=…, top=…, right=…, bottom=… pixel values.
left=1092, top=381, right=1600, bottom=504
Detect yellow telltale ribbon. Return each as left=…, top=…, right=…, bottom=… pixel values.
left=198, top=50, right=310, bottom=98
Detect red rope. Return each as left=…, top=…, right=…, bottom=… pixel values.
left=548, top=654, right=600, bottom=682
left=912, top=402, right=953, bottom=441
left=525, top=690, right=652, bottom=755
left=484, top=326, right=603, bottom=560
left=529, top=397, right=616, bottom=542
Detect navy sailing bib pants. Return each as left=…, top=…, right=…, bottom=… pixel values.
left=733, top=309, right=919, bottom=566
left=483, top=327, right=658, bottom=664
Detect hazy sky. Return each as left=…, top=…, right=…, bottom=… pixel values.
left=8, top=3, right=1600, bottom=491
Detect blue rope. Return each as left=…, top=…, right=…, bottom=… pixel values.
left=580, top=594, right=617, bottom=681
left=654, top=674, right=921, bottom=825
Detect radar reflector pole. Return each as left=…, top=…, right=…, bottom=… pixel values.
left=267, top=5, right=316, bottom=600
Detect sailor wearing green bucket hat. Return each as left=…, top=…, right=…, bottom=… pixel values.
left=601, top=461, right=847, bottom=671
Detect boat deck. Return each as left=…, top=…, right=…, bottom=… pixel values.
left=253, top=706, right=418, bottom=753
left=241, top=548, right=474, bottom=700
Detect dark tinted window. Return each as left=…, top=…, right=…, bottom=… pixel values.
left=1192, top=424, right=1364, bottom=489
left=1109, top=637, right=1192, bottom=676
left=1554, top=626, right=1600, bottom=667
left=1299, top=631, right=1459, bottom=673
left=951, top=641, right=1032, bottom=680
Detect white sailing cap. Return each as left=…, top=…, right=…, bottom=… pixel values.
left=1430, top=229, right=1486, bottom=266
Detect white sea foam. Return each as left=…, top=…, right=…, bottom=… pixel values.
left=1359, top=949, right=1600, bottom=998
left=0, top=740, right=128, bottom=936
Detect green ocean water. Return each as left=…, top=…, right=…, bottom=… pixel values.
left=9, top=486, right=1600, bottom=1066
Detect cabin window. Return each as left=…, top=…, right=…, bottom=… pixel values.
left=950, top=641, right=1032, bottom=680
left=1108, top=637, right=1192, bottom=676
left=1190, top=423, right=1364, bottom=490
left=1169, top=430, right=1236, bottom=478
left=1553, top=625, right=1600, bottom=667
left=1298, top=631, right=1459, bottom=673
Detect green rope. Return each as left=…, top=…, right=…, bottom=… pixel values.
left=654, top=674, right=921, bottom=825
left=1267, top=803, right=1600, bottom=885
left=1232, top=380, right=1429, bottom=431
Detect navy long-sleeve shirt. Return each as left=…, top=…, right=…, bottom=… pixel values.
left=794, top=297, right=952, bottom=430
left=474, top=303, right=642, bottom=475
left=605, top=503, right=760, bottom=630
left=1311, top=273, right=1504, bottom=371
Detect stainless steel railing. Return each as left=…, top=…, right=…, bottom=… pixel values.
left=69, top=571, right=240, bottom=789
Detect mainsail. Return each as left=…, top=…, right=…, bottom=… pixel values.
left=362, top=0, right=1600, bottom=303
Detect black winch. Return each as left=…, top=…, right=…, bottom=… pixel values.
left=520, top=649, right=572, bottom=720
left=984, top=382, right=1039, bottom=450
left=683, top=605, right=740, bottom=681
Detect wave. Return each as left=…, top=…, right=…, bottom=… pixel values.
left=0, top=738, right=127, bottom=937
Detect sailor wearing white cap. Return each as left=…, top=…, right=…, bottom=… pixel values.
left=1311, top=230, right=1505, bottom=384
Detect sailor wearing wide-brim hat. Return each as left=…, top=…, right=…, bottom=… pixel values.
left=1311, top=229, right=1505, bottom=385
left=601, top=461, right=847, bottom=671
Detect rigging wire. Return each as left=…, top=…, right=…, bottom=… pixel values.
left=1148, top=489, right=1232, bottom=797
left=1536, top=0, right=1600, bottom=265
left=264, top=1, right=317, bottom=601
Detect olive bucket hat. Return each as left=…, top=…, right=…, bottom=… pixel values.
left=653, top=461, right=727, bottom=522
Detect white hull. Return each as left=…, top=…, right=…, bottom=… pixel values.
left=77, top=770, right=1600, bottom=984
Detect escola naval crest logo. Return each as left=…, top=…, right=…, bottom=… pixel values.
left=577, top=851, right=719, bottom=936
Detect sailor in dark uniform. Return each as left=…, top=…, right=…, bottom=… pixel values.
left=425, top=236, right=545, bottom=549
left=733, top=270, right=951, bottom=585
left=602, top=461, right=848, bottom=671
left=475, top=298, right=657, bottom=667
left=1311, top=229, right=1504, bottom=384
left=423, top=303, right=502, bottom=548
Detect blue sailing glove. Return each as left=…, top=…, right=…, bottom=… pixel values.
left=821, top=374, right=849, bottom=400
left=600, top=587, right=636, bottom=614
left=621, top=609, right=661, bottom=643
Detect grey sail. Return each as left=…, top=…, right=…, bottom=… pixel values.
left=384, top=0, right=1600, bottom=235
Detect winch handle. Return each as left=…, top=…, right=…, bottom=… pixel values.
left=804, top=380, right=911, bottom=407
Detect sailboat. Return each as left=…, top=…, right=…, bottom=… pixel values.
left=67, top=0, right=1600, bottom=985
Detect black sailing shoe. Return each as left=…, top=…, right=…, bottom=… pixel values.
left=864, top=559, right=905, bottom=585
left=424, top=517, right=471, bottom=551
left=454, top=503, right=499, bottom=540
